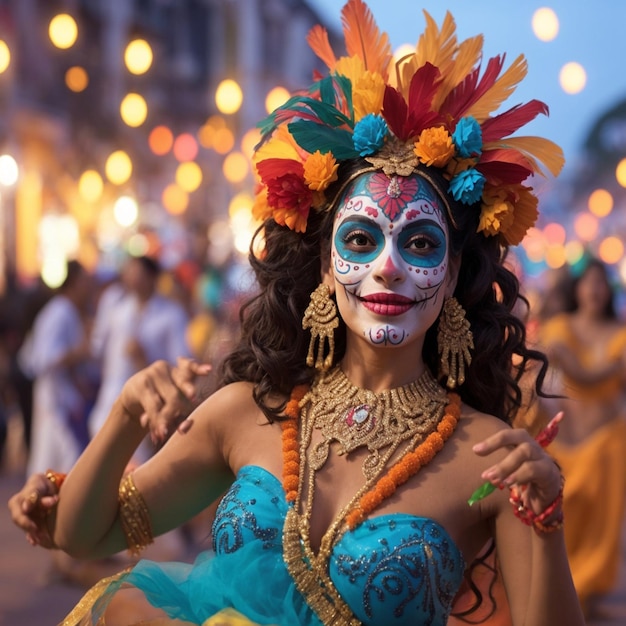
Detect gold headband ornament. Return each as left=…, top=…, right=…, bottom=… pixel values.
left=251, top=0, right=564, bottom=246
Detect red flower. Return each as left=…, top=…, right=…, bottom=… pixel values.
left=265, top=173, right=313, bottom=233
left=366, top=172, right=419, bottom=221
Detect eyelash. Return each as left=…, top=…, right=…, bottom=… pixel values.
left=343, top=229, right=375, bottom=247
left=406, top=234, right=441, bottom=251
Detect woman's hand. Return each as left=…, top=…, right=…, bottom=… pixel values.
left=472, top=417, right=562, bottom=517
left=7, top=473, right=59, bottom=548
left=119, top=357, right=212, bottom=446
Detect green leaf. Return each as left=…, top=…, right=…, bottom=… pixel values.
left=467, top=481, right=496, bottom=506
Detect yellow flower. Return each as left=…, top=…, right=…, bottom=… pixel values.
left=353, top=71, right=386, bottom=121
left=499, top=185, right=539, bottom=245
left=478, top=188, right=514, bottom=238
left=414, top=127, right=455, bottom=167
left=303, top=150, right=339, bottom=191
left=251, top=187, right=272, bottom=223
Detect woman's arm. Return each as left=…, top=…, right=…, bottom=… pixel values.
left=474, top=428, right=585, bottom=626
left=47, top=358, right=236, bottom=559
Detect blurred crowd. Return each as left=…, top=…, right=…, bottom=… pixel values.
left=1, top=250, right=626, bottom=621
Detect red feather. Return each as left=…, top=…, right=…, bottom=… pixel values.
left=442, top=55, right=505, bottom=120
left=382, top=85, right=409, bottom=141
left=481, top=100, right=549, bottom=142
left=404, top=63, right=444, bottom=136
left=256, top=158, right=304, bottom=181
left=477, top=149, right=534, bottom=185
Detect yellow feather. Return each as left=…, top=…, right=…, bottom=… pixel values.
left=432, top=35, right=484, bottom=111
left=341, top=0, right=392, bottom=76
left=467, top=54, right=528, bottom=122
left=484, top=136, right=565, bottom=177
left=396, top=11, right=458, bottom=101
left=253, top=127, right=301, bottom=166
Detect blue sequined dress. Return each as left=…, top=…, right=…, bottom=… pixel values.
left=67, top=465, right=465, bottom=626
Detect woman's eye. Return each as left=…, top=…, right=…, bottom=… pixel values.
left=344, top=230, right=375, bottom=248
left=406, top=235, right=440, bottom=252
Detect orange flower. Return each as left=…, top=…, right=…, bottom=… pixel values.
left=303, top=150, right=339, bottom=191
left=414, top=127, right=455, bottom=167
left=377, top=476, right=396, bottom=498
left=389, top=464, right=410, bottom=485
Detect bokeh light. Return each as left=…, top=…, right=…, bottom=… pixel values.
left=559, top=62, right=586, bottom=94
left=120, top=93, right=148, bottom=127
left=588, top=188, right=613, bottom=217
left=215, top=79, right=243, bottom=114
left=241, top=128, right=262, bottom=159
left=0, top=40, right=10, bottom=74
left=78, top=169, right=103, bottom=203
left=223, top=152, right=249, bottom=183
left=175, top=161, right=203, bottom=192
left=532, top=8, right=559, bottom=42
left=598, top=236, right=624, bottom=265
left=265, top=86, right=290, bottom=114
left=543, top=222, right=566, bottom=245
left=0, top=154, right=19, bottom=186
left=213, top=128, right=235, bottom=155
left=49, top=14, right=78, bottom=50
left=113, top=195, right=139, bottom=227
left=573, top=212, right=598, bottom=242
left=124, top=39, right=153, bottom=75
left=545, top=244, right=566, bottom=269
left=148, top=126, right=174, bottom=155
left=162, top=183, right=189, bottom=215
left=65, top=66, right=89, bottom=92
left=616, top=158, right=626, bottom=188
left=105, top=150, right=132, bottom=185
left=173, top=133, right=198, bottom=162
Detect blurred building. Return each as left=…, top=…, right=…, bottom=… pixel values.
left=0, top=0, right=339, bottom=287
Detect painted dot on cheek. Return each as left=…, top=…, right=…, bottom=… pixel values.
left=424, top=270, right=429, bottom=275
left=434, top=269, right=438, bottom=275
left=416, top=268, right=421, bottom=273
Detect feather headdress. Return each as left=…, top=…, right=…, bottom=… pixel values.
left=253, top=0, right=564, bottom=245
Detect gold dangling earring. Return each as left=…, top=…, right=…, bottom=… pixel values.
left=437, top=296, right=474, bottom=389
left=302, top=284, right=339, bottom=371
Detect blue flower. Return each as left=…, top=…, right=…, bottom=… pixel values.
left=352, top=114, right=388, bottom=156
left=449, top=168, right=486, bottom=205
left=452, top=116, right=482, bottom=158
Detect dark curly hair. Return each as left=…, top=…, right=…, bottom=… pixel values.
left=218, top=159, right=549, bottom=424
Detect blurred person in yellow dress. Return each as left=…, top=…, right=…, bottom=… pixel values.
left=538, top=257, right=626, bottom=617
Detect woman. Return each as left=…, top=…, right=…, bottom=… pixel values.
left=539, top=258, right=626, bottom=616
left=9, top=2, right=583, bottom=624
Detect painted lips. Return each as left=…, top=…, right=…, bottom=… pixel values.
left=359, top=293, right=415, bottom=316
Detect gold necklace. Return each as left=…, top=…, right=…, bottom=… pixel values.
left=282, top=366, right=454, bottom=626
left=306, top=366, right=449, bottom=479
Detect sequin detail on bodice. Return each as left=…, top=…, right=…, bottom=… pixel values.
left=212, top=465, right=465, bottom=626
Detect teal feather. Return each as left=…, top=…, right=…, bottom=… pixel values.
left=288, top=121, right=358, bottom=159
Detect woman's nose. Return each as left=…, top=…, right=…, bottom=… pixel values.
left=374, top=251, right=405, bottom=284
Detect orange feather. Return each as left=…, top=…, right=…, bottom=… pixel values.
left=341, top=0, right=392, bottom=76
left=307, top=25, right=337, bottom=70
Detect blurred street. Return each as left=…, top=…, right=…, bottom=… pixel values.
left=1, top=413, right=626, bottom=626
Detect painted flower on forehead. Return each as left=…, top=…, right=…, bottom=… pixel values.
left=452, top=117, right=482, bottom=159
left=353, top=114, right=388, bottom=157
left=449, top=168, right=486, bottom=205
left=303, top=150, right=339, bottom=191
left=366, top=172, right=419, bottom=221
left=414, top=127, right=455, bottom=168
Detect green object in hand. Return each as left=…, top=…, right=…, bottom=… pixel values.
left=467, top=481, right=496, bottom=506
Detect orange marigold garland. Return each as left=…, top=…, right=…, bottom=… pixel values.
left=281, top=384, right=309, bottom=503
left=345, top=392, right=461, bottom=529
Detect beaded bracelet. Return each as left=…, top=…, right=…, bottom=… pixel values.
left=118, top=473, right=154, bottom=556
left=509, top=475, right=565, bottom=534
left=45, top=469, right=67, bottom=493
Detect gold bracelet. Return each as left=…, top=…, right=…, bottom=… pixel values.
left=118, top=473, right=154, bottom=556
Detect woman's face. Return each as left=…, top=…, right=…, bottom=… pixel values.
left=326, top=170, right=455, bottom=349
left=576, top=264, right=612, bottom=317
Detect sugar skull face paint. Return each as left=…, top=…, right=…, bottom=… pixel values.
left=330, top=171, right=451, bottom=348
